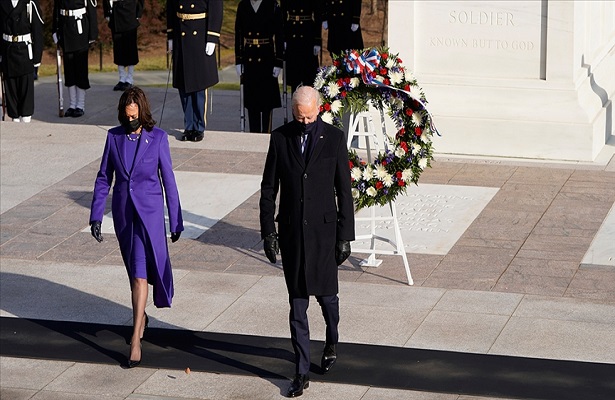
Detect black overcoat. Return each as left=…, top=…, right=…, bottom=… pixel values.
left=103, top=0, right=143, bottom=33
left=260, top=118, right=355, bottom=297
left=322, top=0, right=363, bottom=55
left=235, top=0, right=283, bottom=111
left=52, top=0, right=98, bottom=53
left=0, top=0, right=44, bottom=78
left=167, top=0, right=223, bottom=93
left=280, top=0, right=322, bottom=89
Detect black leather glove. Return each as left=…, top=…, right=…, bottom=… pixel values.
left=90, top=221, right=103, bottom=243
left=335, top=240, right=351, bottom=265
left=170, top=232, right=181, bottom=243
left=264, top=232, right=279, bottom=263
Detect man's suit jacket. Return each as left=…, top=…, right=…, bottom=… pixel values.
left=260, top=117, right=355, bottom=297
left=90, top=126, right=183, bottom=308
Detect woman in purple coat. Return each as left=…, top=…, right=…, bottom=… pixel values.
left=89, top=87, right=183, bottom=368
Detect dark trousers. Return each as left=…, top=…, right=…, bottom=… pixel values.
left=289, top=295, right=339, bottom=375
left=64, top=49, right=90, bottom=89
left=247, top=108, right=272, bottom=133
left=179, top=88, right=205, bottom=132
left=4, top=73, right=34, bottom=118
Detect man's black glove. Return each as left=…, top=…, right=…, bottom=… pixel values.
left=335, top=240, right=351, bottom=265
left=90, top=221, right=103, bottom=243
left=264, top=232, right=279, bottom=263
left=170, top=232, right=181, bottom=243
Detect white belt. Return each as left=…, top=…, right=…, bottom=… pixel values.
left=2, top=33, right=32, bottom=43
left=60, top=8, right=87, bottom=18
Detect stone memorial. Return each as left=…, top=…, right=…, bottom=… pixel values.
left=388, top=0, right=615, bottom=161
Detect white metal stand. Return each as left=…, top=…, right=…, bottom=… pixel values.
left=348, top=111, right=414, bottom=285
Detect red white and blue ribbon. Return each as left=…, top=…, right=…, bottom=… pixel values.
left=343, top=48, right=381, bottom=84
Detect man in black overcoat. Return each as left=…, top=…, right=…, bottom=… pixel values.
left=52, top=0, right=98, bottom=118
left=167, top=0, right=222, bottom=142
left=280, top=0, right=322, bottom=93
left=322, top=0, right=363, bottom=56
left=1, top=0, right=44, bottom=122
left=235, top=0, right=284, bottom=133
left=259, top=86, right=354, bottom=397
left=103, top=0, right=144, bottom=91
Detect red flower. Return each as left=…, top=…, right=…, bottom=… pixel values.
left=344, top=77, right=351, bottom=84
left=415, top=127, right=422, bottom=136
left=334, top=60, right=341, bottom=67
left=384, top=78, right=391, bottom=85
left=381, top=160, right=387, bottom=166
left=337, top=78, right=344, bottom=86
left=396, top=128, right=405, bottom=138
left=398, top=180, right=406, bottom=187
left=341, top=91, right=347, bottom=98
left=376, top=181, right=384, bottom=190
left=397, top=57, right=403, bottom=64
left=396, top=171, right=403, bottom=179
left=324, top=103, right=331, bottom=111
left=405, top=108, right=413, bottom=117
left=404, top=84, right=411, bottom=92
left=400, top=142, right=408, bottom=152
left=381, top=52, right=388, bottom=59
left=349, top=161, right=354, bottom=169
left=360, top=160, right=366, bottom=165
left=319, top=105, right=325, bottom=112
left=379, top=67, right=388, bottom=75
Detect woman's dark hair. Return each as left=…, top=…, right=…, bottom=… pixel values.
left=117, top=86, right=156, bottom=131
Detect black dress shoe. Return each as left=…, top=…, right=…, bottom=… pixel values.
left=191, top=130, right=204, bottom=142
left=113, top=81, right=124, bottom=91
left=72, top=108, right=84, bottom=118
left=181, top=130, right=194, bottom=141
left=321, top=343, right=337, bottom=373
left=123, top=82, right=133, bottom=91
left=286, top=374, right=309, bottom=398
left=64, top=108, right=75, bottom=117
left=127, top=359, right=141, bottom=368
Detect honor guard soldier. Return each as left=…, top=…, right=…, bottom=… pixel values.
left=0, top=0, right=44, bottom=122
left=167, top=0, right=223, bottom=142
left=235, top=0, right=284, bottom=133
left=103, top=0, right=144, bottom=91
left=322, top=0, right=363, bottom=56
left=52, top=0, right=98, bottom=118
left=280, top=0, right=322, bottom=94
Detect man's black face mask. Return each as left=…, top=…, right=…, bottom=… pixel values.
left=297, top=119, right=317, bottom=134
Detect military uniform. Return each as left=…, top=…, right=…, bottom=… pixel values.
left=167, top=0, right=222, bottom=141
left=235, top=0, right=284, bottom=133
left=0, top=0, right=44, bottom=122
left=280, top=0, right=322, bottom=93
left=52, top=0, right=98, bottom=117
left=322, top=0, right=363, bottom=56
left=104, top=0, right=144, bottom=90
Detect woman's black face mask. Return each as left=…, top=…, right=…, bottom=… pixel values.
left=123, top=118, right=141, bottom=134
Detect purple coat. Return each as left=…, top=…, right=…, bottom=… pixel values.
left=89, top=126, right=183, bottom=308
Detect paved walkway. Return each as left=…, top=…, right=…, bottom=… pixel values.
left=1, top=70, right=615, bottom=400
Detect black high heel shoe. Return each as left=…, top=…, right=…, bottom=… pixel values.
left=127, top=342, right=142, bottom=368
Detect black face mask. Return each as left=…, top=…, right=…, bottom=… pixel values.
left=297, top=119, right=317, bottom=135
left=123, top=118, right=141, bottom=134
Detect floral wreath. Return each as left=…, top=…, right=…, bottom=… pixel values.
left=314, top=48, right=438, bottom=211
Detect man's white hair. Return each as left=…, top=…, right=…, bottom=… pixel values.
left=292, top=85, right=322, bottom=109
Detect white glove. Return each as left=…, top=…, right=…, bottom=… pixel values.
left=167, top=39, right=173, bottom=53
left=322, top=20, right=328, bottom=30
left=236, top=64, right=243, bottom=77
left=205, top=42, right=216, bottom=56
left=313, top=45, right=321, bottom=56
left=52, top=32, right=58, bottom=44
left=105, top=17, right=110, bottom=22
left=284, top=42, right=287, bottom=50
left=351, top=23, right=359, bottom=32
left=273, top=67, right=282, bottom=78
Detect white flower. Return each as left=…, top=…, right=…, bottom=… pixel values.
left=327, top=81, right=340, bottom=97
left=374, top=164, right=388, bottom=180
left=352, top=188, right=360, bottom=199
left=383, top=173, right=394, bottom=187
left=351, top=167, right=363, bottom=181
left=385, top=57, right=396, bottom=69
left=374, top=75, right=385, bottom=84
left=362, top=166, right=373, bottom=181
left=321, top=112, right=333, bottom=125
left=314, top=74, right=325, bottom=90
left=402, top=168, right=413, bottom=182
left=366, top=187, right=377, bottom=197
left=330, top=100, right=343, bottom=113
left=421, top=130, right=431, bottom=143
left=412, top=143, right=422, bottom=155
left=324, top=65, right=337, bottom=78
left=395, top=147, right=406, bottom=158
left=418, top=157, right=428, bottom=169
left=349, top=77, right=360, bottom=88
left=389, top=70, right=404, bottom=85
left=412, top=111, right=423, bottom=126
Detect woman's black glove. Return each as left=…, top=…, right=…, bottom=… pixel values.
left=335, top=240, right=351, bottom=265
left=90, top=221, right=103, bottom=243
left=171, top=232, right=181, bottom=243
left=264, top=232, right=279, bottom=263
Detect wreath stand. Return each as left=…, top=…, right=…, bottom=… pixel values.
left=347, top=111, right=414, bottom=285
